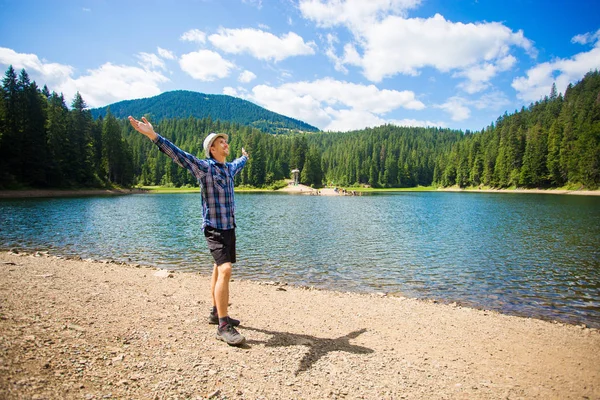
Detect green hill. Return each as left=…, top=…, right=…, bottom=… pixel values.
left=90, top=90, right=319, bottom=135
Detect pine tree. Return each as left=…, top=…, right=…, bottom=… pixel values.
left=549, top=82, right=558, bottom=101
left=0, top=66, right=21, bottom=186
left=291, top=136, right=307, bottom=172
left=18, top=72, right=47, bottom=186
left=301, top=146, right=323, bottom=187
left=0, top=77, right=6, bottom=187
left=559, top=121, right=577, bottom=184
left=578, top=121, right=600, bottom=189
left=383, top=152, right=398, bottom=187
left=70, top=92, right=95, bottom=186
left=45, top=92, right=70, bottom=186
left=469, top=137, right=484, bottom=186
left=520, top=123, right=548, bottom=187
left=546, top=120, right=563, bottom=186
left=247, top=134, right=265, bottom=186
left=101, top=109, right=124, bottom=184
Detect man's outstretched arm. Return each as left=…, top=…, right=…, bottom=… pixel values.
left=128, top=115, right=208, bottom=179
left=230, top=147, right=249, bottom=177
left=128, top=116, right=158, bottom=141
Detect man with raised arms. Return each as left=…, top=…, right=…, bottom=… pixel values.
left=129, top=116, right=249, bottom=346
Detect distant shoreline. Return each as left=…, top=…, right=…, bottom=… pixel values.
left=435, top=187, right=600, bottom=196
left=278, top=183, right=600, bottom=196
left=0, top=186, right=598, bottom=199
left=0, top=188, right=149, bottom=199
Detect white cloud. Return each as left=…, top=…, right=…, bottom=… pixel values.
left=157, top=47, right=175, bottom=60
left=242, top=0, right=263, bottom=9
left=324, top=108, right=388, bottom=131
left=0, top=47, right=168, bottom=107
left=455, top=56, right=516, bottom=94
left=258, top=78, right=424, bottom=113
left=436, top=97, right=471, bottom=121
left=58, top=63, right=169, bottom=107
left=433, top=89, right=511, bottom=124
left=512, top=32, right=600, bottom=102
left=0, top=47, right=74, bottom=85
left=180, top=29, right=206, bottom=43
left=223, top=86, right=252, bottom=98
left=249, top=83, right=331, bottom=127
left=279, top=70, right=293, bottom=80
left=322, top=109, right=445, bottom=131
left=470, top=91, right=510, bottom=111
left=300, top=1, right=534, bottom=93
left=324, top=33, right=351, bottom=73
left=223, top=86, right=240, bottom=97
left=229, top=74, right=440, bottom=131
left=388, top=118, right=446, bottom=128
left=356, top=14, right=533, bottom=82
left=258, top=23, right=270, bottom=30
left=238, top=70, right=257, bottom=83
left=434, top=90, right=510, bottom=122
left=240, top=78, right=424, bottom=131
left=341, top=43, right=361, bottom=65
left=179, top=50, right=235, bottom=81
left=571, top=29, right=600, bottom=45
left=208, top=28, right=316, bottom=62
left=137, top=52, right=166, bottom=70
left=299, top=0, right=421, bottom=28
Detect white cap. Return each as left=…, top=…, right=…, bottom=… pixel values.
left=203, top=132, right=229, bottom=159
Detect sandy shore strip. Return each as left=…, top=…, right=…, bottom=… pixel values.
left=1, top=251, right=598, bottom=400
left=278, top=183, right=360, bottom=196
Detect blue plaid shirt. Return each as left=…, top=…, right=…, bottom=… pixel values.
left=153, top=134, right=247, bottom=230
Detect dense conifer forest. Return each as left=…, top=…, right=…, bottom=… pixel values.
left=0, top=65, right=598, bottom=190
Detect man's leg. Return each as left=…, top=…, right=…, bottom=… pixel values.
left=214, top=262, right=245, bottom=345
left=208, top=262, right=240, bottom=326
left=210, top=263, right=218, bottom=309
left=214, top=262, right=232, bottom=318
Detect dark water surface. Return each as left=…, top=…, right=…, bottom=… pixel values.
left=1, top=192, right=599, bottom=328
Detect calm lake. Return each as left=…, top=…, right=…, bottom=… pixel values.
left=1, top=192, right=599, bottom=328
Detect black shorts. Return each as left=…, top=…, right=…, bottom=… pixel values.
left=204, top=226, right=236, bottom=265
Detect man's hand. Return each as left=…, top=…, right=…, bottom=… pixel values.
left=128, top=116, right=158, bottom=141
left=242, top=147, right=249, bottom=158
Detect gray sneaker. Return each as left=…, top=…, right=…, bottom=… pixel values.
left=216, top=324, right=245, bottom=346
left=208, top=311, right=240, bottom=326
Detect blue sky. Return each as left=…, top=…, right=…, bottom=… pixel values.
left=1, top=0, right=599, bottom=132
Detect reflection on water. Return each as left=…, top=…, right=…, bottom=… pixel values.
left=1, top=192, right=599, bottom=328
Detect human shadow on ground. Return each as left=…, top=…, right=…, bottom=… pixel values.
left=243, top=326, right=374, bottom=375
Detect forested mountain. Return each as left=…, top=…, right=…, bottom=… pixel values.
left=1, top=65, right=598, bottom=190
left=90, top=90, right=319, bottom=135
left=431, top=71, right=600, bottom=189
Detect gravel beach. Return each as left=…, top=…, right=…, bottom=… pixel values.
left=1, top=250, right=598, bottom=399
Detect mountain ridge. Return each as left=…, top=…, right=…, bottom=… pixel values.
left=90, top=90, right=319, bottom=135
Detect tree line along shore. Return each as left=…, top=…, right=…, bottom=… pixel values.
left=1, top=66, right=599, bottom=193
